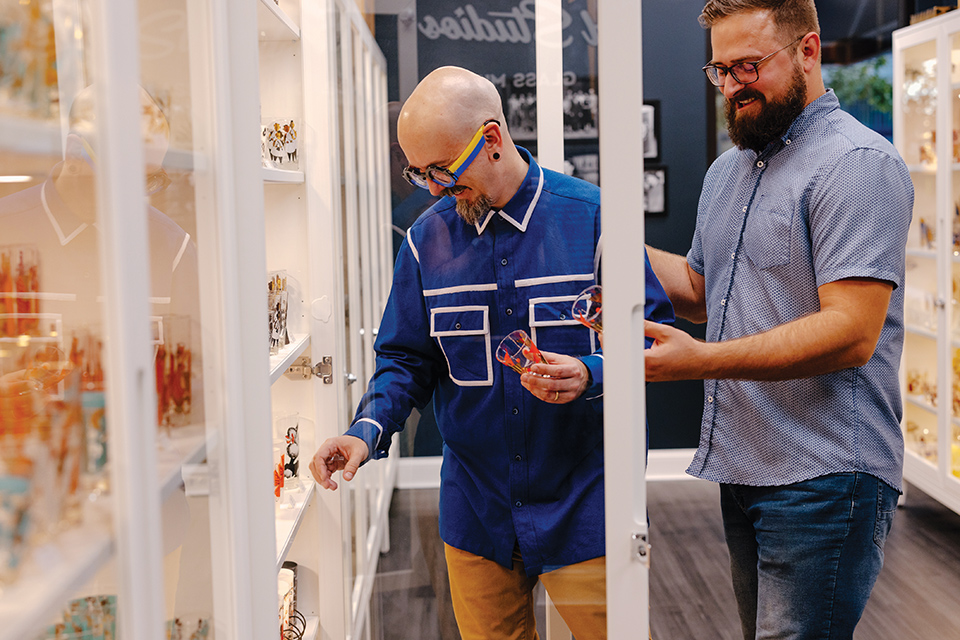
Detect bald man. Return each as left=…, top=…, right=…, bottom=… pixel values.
left=310, top=66, right=673, bottom=639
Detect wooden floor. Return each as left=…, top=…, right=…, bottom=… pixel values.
left=370, top=480, right=960, bottom=639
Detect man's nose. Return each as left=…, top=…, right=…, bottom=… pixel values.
left=721, top=76, right=747, bottom=101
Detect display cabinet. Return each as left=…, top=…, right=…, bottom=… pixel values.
left=0, top=0, right=392, bottom=638
left=259, top=0, right=396, bottom=637
left=894, top=11, right=960, bottom=516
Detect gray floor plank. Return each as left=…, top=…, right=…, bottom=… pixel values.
left=373, top=480, right=960, bottom=639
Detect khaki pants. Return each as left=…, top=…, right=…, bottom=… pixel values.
left=444, top=543, right=606, bottom=640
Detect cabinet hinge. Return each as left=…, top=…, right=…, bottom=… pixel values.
left=631, top=531, right=651, bottom=566
left=285, top=355, right=334, bottom=384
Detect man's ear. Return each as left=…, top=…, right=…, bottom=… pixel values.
left=799, top=32, right=821, bottom=73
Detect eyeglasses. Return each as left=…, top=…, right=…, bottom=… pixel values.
left=402, top=119, right=499, bottom=189
left=702, top=35, right=804, bottom=88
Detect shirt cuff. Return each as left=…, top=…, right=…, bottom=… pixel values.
left=580, top=353, right=603, bottom=400
left=344, top=418, right=386, bottom=461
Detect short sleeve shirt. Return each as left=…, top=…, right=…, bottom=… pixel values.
left=686, top=91, right=914, bottom=492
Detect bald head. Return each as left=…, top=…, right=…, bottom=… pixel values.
left=397, top=66, right=505, bottom=156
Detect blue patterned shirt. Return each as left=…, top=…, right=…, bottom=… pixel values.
left=346, top=147, right=674, bottom=575
left=686, top=90, right=913, bottom=492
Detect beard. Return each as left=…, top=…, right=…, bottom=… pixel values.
left=725, top=62, right=807, bottom=153
left=441, top=185, right=493, bottom=226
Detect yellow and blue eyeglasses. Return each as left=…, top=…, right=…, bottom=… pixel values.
left=402, top=119, right=499, bottom=189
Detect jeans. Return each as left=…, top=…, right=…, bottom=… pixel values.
left=720, top=472, right=899, bottom=640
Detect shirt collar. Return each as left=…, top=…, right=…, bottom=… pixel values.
left=475, top=146, right=544, bottom=235
left=41, top=164, right=90, bottom=246
left=757, top=89, right=840, bottom=160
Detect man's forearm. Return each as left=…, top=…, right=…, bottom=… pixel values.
left=645, top=244, right=707, bottom=322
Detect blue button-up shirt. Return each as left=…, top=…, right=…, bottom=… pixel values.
left=686, top=90, right=913, bottom=492
left=346, top=147, right=674, bottom=575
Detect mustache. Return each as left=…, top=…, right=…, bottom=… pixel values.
left=440, top=185, right=468, bottom=197
left=728, top=88, right=763, bottom=105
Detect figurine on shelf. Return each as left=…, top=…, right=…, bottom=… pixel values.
left=919, top=216, right=935, bottom=249
left=920, top=130, right=936, bottom=166
left=284, top=120, right=298, bottom=165
left=953, top=203, right=960, bottom=250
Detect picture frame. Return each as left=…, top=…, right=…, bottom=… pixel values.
left=643, top=165, right=667, bottom=216
left=641, top=100, right=661, bottom=162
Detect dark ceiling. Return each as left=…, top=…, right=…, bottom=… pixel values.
left=817, top=0, right=945, bottom=63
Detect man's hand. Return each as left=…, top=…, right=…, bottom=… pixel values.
left=644, top=320, right=706, bottom=382
left=309, top=435, right=369, bottom=491
left=520, top=351, right=591, bottom=403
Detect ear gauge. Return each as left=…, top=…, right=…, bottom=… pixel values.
left=493, top=152, right=500, bottom=160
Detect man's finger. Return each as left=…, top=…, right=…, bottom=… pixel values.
left=644, top=319, right=668, bottom=340
left=343, top=454, right=362, bottom=481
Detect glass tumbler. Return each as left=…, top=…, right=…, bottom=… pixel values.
left=496, top=329, right=546, bottom=375
left=572, top=284, right=603, bottom=333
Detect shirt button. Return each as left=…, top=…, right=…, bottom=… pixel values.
left=515, top=500, right=522, bottom=508
left=515, top=454, right=522, bottom=461
left=742, top=206, right=747, bottom=213
left=506, top=308, right=513, bottom=316
left=707, top=396, right=714, bottom=403
left=731, top=253, right=735, bottom=260
left=785, top=139, right=791, bottom=145
left=455, top=322, right=461, bottom=329
left=720, top=299, right=726, bottom=306
left=512, top=407, right=519, bottom=415
left=501, top=258, right=508, bottom=266
left=757, top=160, right=764, bottom=168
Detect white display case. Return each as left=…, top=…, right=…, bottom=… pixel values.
left=0, top=0, right=393, bottom=637
left=894, top=11, right=960, bottom=516
left=0, top=0, right=655, bottom=636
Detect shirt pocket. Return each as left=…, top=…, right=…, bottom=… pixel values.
left=743, top=197, right=795, bottom=270
left=529, top=296, right=597, bottom=355
left=430, top=305, right=493, bottom=387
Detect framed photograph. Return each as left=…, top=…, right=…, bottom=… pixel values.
left=643, top=165, right=667, bottom=216
left=641, top=100, right=661, bottom=162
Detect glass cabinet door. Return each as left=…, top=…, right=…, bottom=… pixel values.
left=896, top=12, right=960, bottom=516
left=901, top=36, right=940, bottom=466
left=949, top=30, right=960, bottom=482
left=0, top=0, right=124, bottom=635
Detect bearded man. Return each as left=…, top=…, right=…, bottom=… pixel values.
left=643, top=1, right=914, bottom=638
left=310, top=65, right=674, bottom=639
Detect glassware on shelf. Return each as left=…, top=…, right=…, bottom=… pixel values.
left=0, top=2, right=59, bottom=120
left=904, top=418, right=938, bottom=462
left=953, top=203, right=960, bottom=251
left=268, top=271, right=291, bottom=355
left=33, top=594, right=118, bottom=640
left=0, top=343, right=83, bottom=582
left=496, top=329, right=546, bottom=375
left=905, top=287, right=938, bottom=331
left=273, top=437, right=294, bottom=509
left=70, top=329, right=108, bottom=497
left=155, top=315, right=193, bottom=433
left=0, top=419, right=37, bottom=585
left=274, top=412, right=300, bottom=492
left=919, top=216, right=936, bottom=249
left=261, top=118, right=299, bottom=171
left=906, top=367, right=937, bottom=407
left=0, top=245, right=41, bottom=339
left=165, top=615, right=211, bottom=640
